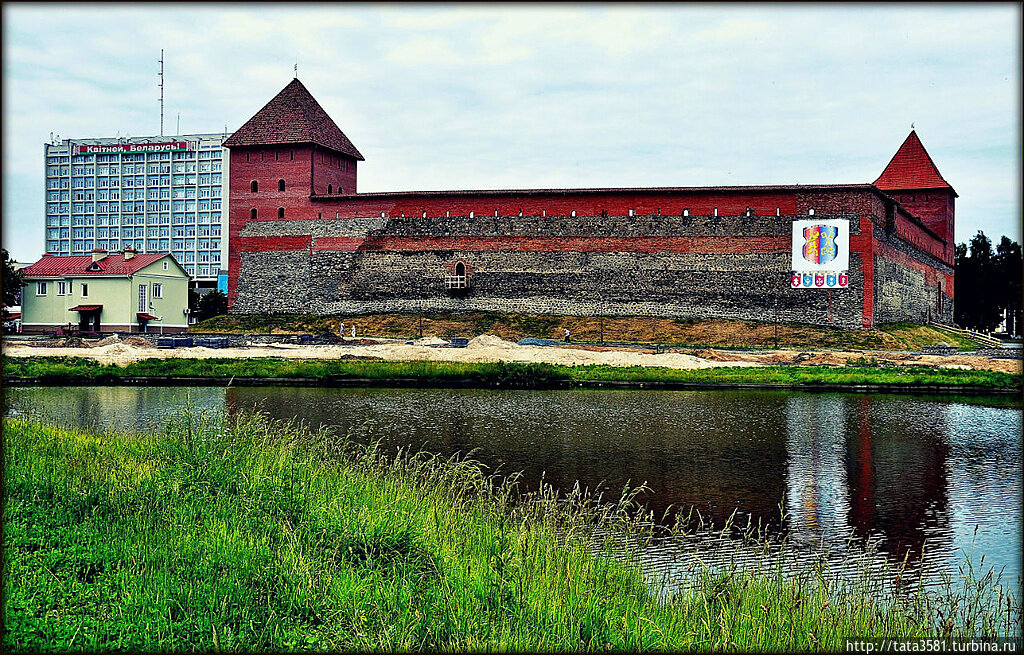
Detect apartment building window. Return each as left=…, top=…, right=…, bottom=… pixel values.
left=36, top=282, right=47, bottom=296
left=81, top=283, right=89, bottom=297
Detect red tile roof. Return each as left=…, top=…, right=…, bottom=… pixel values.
left=874, top=131, right=956, bottom=195
left=223, top=78, right=364, bottom=160
left=69, top=305, right=103, bottom=312
left=21, top=253, right=171, bottom=277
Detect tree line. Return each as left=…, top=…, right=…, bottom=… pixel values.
left=954, top=232, right=1022, bottom=336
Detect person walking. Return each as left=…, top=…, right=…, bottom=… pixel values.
left=339, top=321, right=345, bottom=341
left=564, top=327, right=571, bottom=343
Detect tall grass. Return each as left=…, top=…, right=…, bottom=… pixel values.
left=3, top=412, right=1020, bottom=652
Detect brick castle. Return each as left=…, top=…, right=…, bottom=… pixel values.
left=223, top=78, right=956, bottom=329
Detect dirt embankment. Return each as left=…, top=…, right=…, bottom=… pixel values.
left=3, top=334, right=1020, bottom=373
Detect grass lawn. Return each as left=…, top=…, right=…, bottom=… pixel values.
left=3, top=355, right=1020, bottom=390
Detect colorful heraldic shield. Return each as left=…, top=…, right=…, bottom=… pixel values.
left=802, top=225, right=839, bottom=265
left=792, top=272, right=849, bottom=289
left=790, top=218, right=850, bottom=289
left=791, top=219, right=850, bottom=273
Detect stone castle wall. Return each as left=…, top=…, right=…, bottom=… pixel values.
left=233, top=210, right=880, bottom=328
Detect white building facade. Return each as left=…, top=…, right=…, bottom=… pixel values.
left=44, top=133, right=231, bottom=286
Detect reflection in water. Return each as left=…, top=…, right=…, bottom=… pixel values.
left=4, top=384, right=1020, bottom=591
left=785, top=395, right=852, bottom=546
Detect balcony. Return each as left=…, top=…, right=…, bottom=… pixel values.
left=444, top=275, right=468, bottom=290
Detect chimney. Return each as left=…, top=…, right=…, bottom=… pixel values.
left=123, top=246, right=135, bottom=261
left=91, top=248, right=108, bottom=263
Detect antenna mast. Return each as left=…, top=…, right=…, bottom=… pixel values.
left=158, top=49, right=165, bottom=136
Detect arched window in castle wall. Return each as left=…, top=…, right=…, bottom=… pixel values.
left=278, top=207, right=285, bottom=219
left=445, top=260, right=470, bottom=290
left=327, top=184, right=333, bottom=194
left=279, top=179, right=285, bottom=192
left=251, top=180, right=258, bottom=193
left=250, top=208, right=257, bottom=220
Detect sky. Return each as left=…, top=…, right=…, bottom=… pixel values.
left=2, top=3, right=1020, bottom=263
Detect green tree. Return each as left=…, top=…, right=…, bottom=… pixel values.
left=995, top=236, right=1023, bottom=336
left=189, top=289, right=228, bottom=322
left=955, top=231, right=1018, bottom=333
left=2, top=248, right=25, bottom=310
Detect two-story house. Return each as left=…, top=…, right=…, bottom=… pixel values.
left=20, top=248, right=190, bottom=334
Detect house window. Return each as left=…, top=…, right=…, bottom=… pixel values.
left=251, top=180, right=258, bottom=193
left=278, top=179, right=285, bottom=192
left=36, top=282, right=47, bottom=296
left=57, top=281, right=67, bottom=296
left=81, top=283, right=89, bottom=297
left=163, top=262, right=169, bottom=270
left=153, top=283, right=163, bottom=299
left=278, top=207, right=284, bottom=219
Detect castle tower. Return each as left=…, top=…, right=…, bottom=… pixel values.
left=223, top=78, right=364, bottom=306
left=874, top=131, right=957, bottom=264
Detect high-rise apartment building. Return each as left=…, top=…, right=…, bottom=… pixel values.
left=44, top=133, right=231, bottom=286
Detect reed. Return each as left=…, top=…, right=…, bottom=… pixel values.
left=3, top=413, right=1020, bottom=651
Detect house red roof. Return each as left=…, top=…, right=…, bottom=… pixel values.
left=874, top=130, right=956, bottom=195
left=223, top=78, right=364, bottom=160
left=21, top=253, right=170, bottom=277
left=69, top=305, right=103, bottom=312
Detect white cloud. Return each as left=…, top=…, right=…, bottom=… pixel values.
left=2, top=3, right=1020, bottom=262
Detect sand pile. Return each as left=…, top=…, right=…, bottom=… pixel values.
left=122, top=336, right=157, bottom=349
left=468, top=334, right=516, bottom=349
left=413, top=336, right=449, bottom=346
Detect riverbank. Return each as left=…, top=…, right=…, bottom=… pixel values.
left=4, top=414, right=1017, bottom=651
left=3, top=355, right=1021, bottom=392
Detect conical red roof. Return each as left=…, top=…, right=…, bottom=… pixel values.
left=874, top=130, right=955, bottom=195
left=224, top=78, right=364, bottom=160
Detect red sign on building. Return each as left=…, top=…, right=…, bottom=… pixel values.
left=75, top=141, right=190, bottom=155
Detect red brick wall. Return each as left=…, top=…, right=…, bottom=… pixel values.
left=303, top=189, right=804, bottom=220
left=311, top=148, right=357, bottom=196
left=888, top=190, right=955, bottom=264
left=228, top=145, right=323, bottom=303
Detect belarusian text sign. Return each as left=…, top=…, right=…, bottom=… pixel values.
left=75, top=141, right=191, bottom=155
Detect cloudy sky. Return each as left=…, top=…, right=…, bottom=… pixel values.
left=2, top=3, right=1020, bottom=262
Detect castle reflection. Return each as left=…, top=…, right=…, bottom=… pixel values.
left=222, top=386, right=987, bottom=567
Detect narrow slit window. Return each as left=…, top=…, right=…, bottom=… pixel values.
left=250, top=180, right=258, bottom=193
left=278, top=179, right=285, bottom=192
left=278, top=207, right=284, bottom=219
left=250, top=208, right=257, bottom=220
